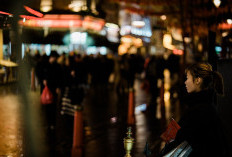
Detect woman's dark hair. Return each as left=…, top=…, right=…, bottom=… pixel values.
left=185, top=63, right=224, bottom=95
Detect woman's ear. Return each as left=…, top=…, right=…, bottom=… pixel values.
left=195, top=77, right=202, bottom=85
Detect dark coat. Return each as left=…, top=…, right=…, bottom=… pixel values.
left=37, top=60, right=64, bottom=94
left=161, top=90, right=229, bottom=157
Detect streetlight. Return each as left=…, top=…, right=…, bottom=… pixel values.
left=227, top=19, right=232, bottom=24
left=213, top=0, right=221, bottom=8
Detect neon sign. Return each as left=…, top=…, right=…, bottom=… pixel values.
left=19, top=15, right=105, bottom=31
left=0, top=11, right=12, bottom=16
left=24, top=6, right=44, bottom=17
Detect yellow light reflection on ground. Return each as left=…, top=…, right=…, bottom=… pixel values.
left=0, top=95, right=22, bottom=157
left=164, top=91, right=171, bottom=120
left=163, top=69, right=172, bottom=121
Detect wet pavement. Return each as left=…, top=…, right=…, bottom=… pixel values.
left=81, top=82, right=162, bottom=157
left=0, top=73, right=180, bottom=157
left=0, top=83, right=23, bottom=157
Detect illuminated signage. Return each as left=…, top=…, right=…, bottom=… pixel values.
left=0, top=11, right=12, bottom=16
left=24, top=5, right=44, bottom=17
left=82, top=16, right=105, bottom=31
left=19, top=18, right=83, bottom=28
left=19, top=14, right=105, bottom=31
left=20, top=15, right=40, bottom=20
left=105, top=23, right=119, bottom=43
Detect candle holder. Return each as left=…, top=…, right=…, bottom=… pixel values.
left=124, top=127, right=134, bottom=157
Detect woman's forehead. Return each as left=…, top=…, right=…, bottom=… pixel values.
left=186, top=71, right=191, bottom=76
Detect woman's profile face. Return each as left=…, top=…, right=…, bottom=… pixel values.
left=185, top=71, right=201, bottom=93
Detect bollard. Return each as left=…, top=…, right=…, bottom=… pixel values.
left=71, top=105, right=84, bottom=157
left=127, top=88, right=135, bottom=125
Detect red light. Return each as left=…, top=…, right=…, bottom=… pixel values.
left=218, top=23, right=232, bottom=30
left=173, top=49, right=183, bottom=55
left=18, top=14, right=105, bottom=31
left=0, top=11, right=12, bottom=16
left=24, top=6, right=43, bottom=17
left=19, top=19, right=83, bottom=28
left=20, top=15, right=39, bottom=20
left=43, top=14, right=82, bottom=20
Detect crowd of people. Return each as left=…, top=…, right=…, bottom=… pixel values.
left=21, top=50, right=181, bottom=131
left=22, top=50, right=182, bottom=128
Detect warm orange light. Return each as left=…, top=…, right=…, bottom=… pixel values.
left=43, top=14, right=82, bottom=20
left=133, top=38, right=143, bottom=47
left=82, top=16, right=105, bottom=31
left=121, top=36, right=132, bottom=43
left=40, top=5, right=52, bottom=12
left=40, top=0, right=52, bottom=12
left=118, top=44, right=128, bottom=55
left=163, top=34, right=175, bottom=50
left=160, top=15, right=166, bottom=21
left=218, top=23, right=232, bottom=30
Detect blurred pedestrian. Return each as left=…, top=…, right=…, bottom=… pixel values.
left=36, top=50, right=65, bottom=156
left=37, top=50, right=64, bottom=130
left=160, top=62, right=229, bottom=157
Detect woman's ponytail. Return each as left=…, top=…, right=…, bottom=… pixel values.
left=186, top=63, right=224, bottom=95
left=212, top=71, right=224, bottom=95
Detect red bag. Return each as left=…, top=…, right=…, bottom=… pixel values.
left=41, top=85, right=54, bottom=105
